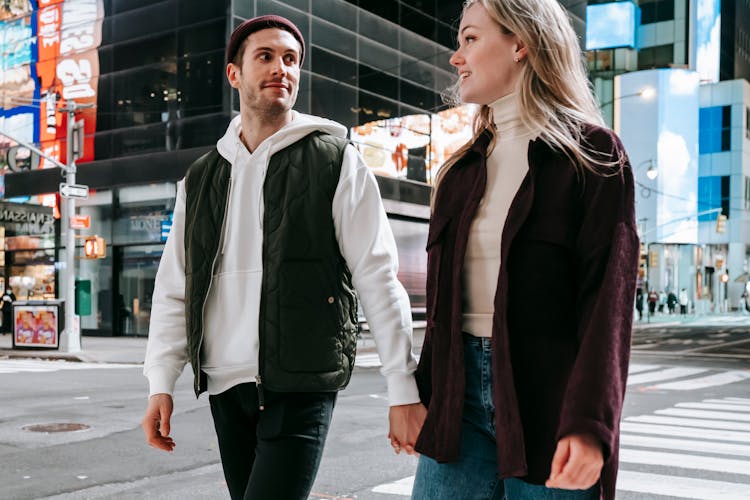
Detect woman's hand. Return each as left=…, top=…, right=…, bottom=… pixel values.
left=545, top=433, right=603, bottom=490
left=388, top=403, right=427, bottom=455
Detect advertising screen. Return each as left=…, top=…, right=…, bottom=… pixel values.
left=350, top=105, right=474, bottom=185
left=585, top=1, right=639, bottom=51
left=13, top=304, right=59, bottom=348
left=0, top=0, right=103, bottom=208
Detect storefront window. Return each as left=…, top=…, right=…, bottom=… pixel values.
left=118, top=244, right=162, bottom=335
left=0, top=201, right=57, bottom=302
left=113, top=184, right=176, bottom=245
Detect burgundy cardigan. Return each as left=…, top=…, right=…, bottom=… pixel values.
left=414, top=124, right=639, bottom=500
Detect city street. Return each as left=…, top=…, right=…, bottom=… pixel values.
left=0, top=321, right=749, bottom=500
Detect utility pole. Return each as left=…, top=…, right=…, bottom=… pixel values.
left=1, top=100, right=92, bottom=353
left=58, top=100, right=93, bottom=353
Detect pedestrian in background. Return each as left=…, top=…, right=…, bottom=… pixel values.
left=409, top=1, right=639, bottom=499
left=141, top=15, right=424, bottom=500
left=647, top=289, right=658, bottom=316
left=679, top=288, right=689, bottom=315
left=667, top=290, right=678, bottom=315
left=635, top=288, right=644, bottom=320
left=1, top=287, right=16, bottom=334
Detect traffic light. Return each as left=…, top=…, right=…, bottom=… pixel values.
left=83, top=235, right=106, bottom=259
left=716, top=214, right=727, bottom=233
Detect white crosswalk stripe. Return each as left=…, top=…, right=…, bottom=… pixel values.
left=617, top=471, right=750, bottom=500
left=627, top=363, right=750, bottom=391
left=0, top=359, right=139, bottom=374
left=369, top=397, right=750, bottom=498
left=354, top=353, right=382, bottom=368
left=650, top=371, right=750, bottom=390
left=626, top=367, right=709, bottom=386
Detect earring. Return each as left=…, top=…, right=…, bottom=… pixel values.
left=514, top=56, right=520, bottom=63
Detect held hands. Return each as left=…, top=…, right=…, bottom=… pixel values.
left=545, top=433, right=603, bottom=490
left=388, top=402, right=427, bottom=455
left=141, top=393, right=176, bottom=452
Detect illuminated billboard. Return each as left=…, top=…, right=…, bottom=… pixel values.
left=350, top=105, right=475, bottom=184
left=0, top=0, right=103, bottom=205
left=585, top=1, right=639, bottom=51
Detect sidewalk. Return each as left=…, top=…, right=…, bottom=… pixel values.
left=632, top=311, right=750, bottom=329
left=0, top=322, right=427, bottom=365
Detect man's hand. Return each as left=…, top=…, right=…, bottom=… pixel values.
left=545, top=433, right=603, bottom=490
left=388, top=402, right=427, bottom=455
left=142, top=393, right=175, bottom=452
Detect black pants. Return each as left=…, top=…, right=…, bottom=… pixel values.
left=209, top=383, right=337, bottom=500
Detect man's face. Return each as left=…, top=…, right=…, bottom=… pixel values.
left=226, top=28, right=301, bottom=117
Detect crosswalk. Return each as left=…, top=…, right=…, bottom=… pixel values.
left=0, top=359, right=139, bottom=374
left=357, top=356, right=750, bottom=393
left=369, top=396, right=750, bottom=499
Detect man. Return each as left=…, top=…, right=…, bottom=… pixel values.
left=141, top=15, right=425, bottom=500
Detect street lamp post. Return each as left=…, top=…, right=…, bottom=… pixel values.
left=598, top=87, right=656, bottom=130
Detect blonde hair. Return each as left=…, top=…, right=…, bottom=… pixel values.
left=435, top=0, right=615, bottom=191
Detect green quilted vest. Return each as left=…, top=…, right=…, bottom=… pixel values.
left=183, top=132, right=359, bottom=397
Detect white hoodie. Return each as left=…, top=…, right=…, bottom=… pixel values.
left=144, top=112, right=420, bottom=406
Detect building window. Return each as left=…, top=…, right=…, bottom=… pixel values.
left=639, top=0, right=675, bottom=25
left=587, top=49, right=614, bottom=72
left=746, top=107, right=750, bottom=139
left=637, top=44, right=674, bottom=69
left=700, top=106, right=732, bottom=154
left=745, top=176, right=750, bottom=210
left=698, top=175, right=730, bottom=221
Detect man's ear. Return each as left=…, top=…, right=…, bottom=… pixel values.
left=226, top=63, right=241, bottom=89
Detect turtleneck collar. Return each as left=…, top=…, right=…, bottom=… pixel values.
left=489, top=92, right=533, bottom=140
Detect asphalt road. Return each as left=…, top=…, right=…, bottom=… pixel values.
left=1, top=324, right=749, bottom=500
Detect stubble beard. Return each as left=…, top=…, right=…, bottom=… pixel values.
left=246, top=89, right=297, bottom=122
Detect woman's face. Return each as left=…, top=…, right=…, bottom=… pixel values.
left=449, top=3, right=526, bottom=105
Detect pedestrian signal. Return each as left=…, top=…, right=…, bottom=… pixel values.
left=83, top=235, right=106, bottom=259
left=716, top=214, right=727, bottom=233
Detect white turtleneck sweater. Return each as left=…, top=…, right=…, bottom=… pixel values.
left=462, top=92, right=537, bottom=337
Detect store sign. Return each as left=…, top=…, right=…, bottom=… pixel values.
left=0, top=202, right=55, bottom=235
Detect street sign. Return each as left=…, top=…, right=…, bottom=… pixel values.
left=59, top=183, right=89, bottom=199
left=70, top=215, right=91, bottom=230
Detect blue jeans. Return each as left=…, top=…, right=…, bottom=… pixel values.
left=412, top=334, right=598, bottom=500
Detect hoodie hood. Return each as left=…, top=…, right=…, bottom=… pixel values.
left=216, top=111, right=347, bottom=162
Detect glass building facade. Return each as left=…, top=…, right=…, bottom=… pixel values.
left=1, top=0, right=590, bottom=335
left=2, top=0, right=471, bottom=335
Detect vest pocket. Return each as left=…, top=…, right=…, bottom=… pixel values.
left=279, top=260, right=341, bottom=373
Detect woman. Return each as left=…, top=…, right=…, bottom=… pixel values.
left=409, top=1, right=639, bottom=499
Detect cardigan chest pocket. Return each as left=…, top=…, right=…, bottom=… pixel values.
left=426, top=215, right=450, bottom=322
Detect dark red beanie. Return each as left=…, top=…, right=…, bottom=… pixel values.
left=226, top=15, right=305, bottom=65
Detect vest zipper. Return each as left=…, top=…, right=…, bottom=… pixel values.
left=255, top=374, right=265, bottom=410
left=196, top=176, right=233, bottom=391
